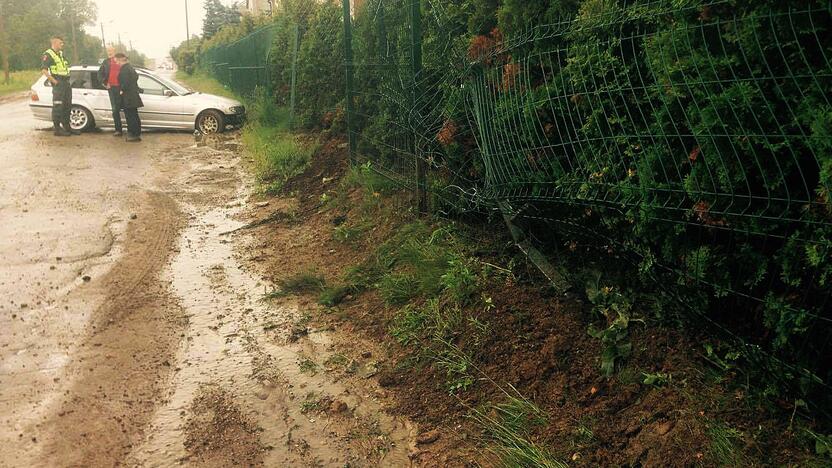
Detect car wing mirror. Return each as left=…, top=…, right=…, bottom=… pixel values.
left=164, top=89, right=176, bottom=97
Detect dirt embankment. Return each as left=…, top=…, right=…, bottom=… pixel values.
left=237, top=136, right=825, bottom=467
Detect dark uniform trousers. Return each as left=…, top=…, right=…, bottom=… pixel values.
left=52, top=76, right=72, bottom=131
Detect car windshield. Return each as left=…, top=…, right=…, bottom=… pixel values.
left=147, top=73, right=194, bottom=95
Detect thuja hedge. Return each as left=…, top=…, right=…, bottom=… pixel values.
left=476, top=0, right=831, bottom=393
left=191, top=0, right=832, bottom=395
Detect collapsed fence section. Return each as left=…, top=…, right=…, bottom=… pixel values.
left=195, top=0, right=832, bottom=419
left=469, top=1, right=832, bottom=414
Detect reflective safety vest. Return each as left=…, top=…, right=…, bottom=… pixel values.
left=45, top=49, right=70, bottom=77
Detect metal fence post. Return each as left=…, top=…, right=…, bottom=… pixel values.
left=411, top=0, right=428, bottom=215
left=342, top=0, right=357, bottom=160
left=289, top=23, right=300, bottom=127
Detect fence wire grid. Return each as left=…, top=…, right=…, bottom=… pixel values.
left=196, top=0, right=832, bottom=420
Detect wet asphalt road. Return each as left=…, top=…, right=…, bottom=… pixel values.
left=0, top=94, right=194, bottom=466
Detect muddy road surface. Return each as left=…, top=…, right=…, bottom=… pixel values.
left=0, top=96, right=416, bottom=467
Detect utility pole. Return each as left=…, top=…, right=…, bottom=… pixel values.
left=100, top=22, right=106, bottom=50
left=69, top=8, right=79, bottom=63
left=0, top=1, right=9, bottom=85
left=185, top=0, right=191, bottom=46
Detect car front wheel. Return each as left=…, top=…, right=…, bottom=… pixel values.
left=197, top=110, right=225, bottom=134
left=69, top=106, right=94, bottom=132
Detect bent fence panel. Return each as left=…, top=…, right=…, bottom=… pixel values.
left=197, top=0, right=832, bottom=417
left=469, top=2, right=832, bottom=413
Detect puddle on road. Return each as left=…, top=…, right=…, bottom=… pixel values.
left=129, top=182, right=415, bottom=466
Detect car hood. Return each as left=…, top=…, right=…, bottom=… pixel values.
left=183, top=92, right=243, bottom=110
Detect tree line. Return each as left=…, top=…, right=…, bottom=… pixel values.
left=0, top=0, right=148, bottom=84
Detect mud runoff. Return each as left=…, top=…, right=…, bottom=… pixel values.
left=0, top=97, right=417, bottom=467
left=129, top=156, right=416, bottom=466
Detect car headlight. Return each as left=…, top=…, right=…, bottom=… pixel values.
left=228, top=106, right=245, bottom=115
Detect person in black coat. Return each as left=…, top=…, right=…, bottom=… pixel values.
left=115, top=53, right=144, bottom=142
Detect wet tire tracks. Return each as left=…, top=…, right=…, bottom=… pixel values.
left=35, top=191, right=187, bottom=467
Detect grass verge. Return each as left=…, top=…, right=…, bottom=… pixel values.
left=174, top=70, right=237, bottom=99
left=0, top=70, right=41, bottom=98
left=175, top=70, right=315, bottom=194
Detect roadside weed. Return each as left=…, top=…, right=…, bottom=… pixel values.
left=707, top=421, right=745, bottom=466
left=298, top=357, right=319, bottom=376
left=642, top=372, right=672, bottom=387
left=244, top=123, right=316, bottom=194
left=586, top=277, right=641, bottom=376
left=471, top=389, right=566, bottom=468
left=389, top=305, right=427, bottom=345
left=278, top=271, right=326, bottom=295
left=433, top=341, right=475, bottom=394
left=804, top=429, right=832, bottom=459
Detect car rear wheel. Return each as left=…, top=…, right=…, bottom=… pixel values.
left=197, top=110, right=225, bottom=134
left=70, top=106, right=94, bottom=132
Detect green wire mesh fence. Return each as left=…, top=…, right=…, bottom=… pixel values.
left=468, top=1, right=832, bottom=413
left=201, top=24, right=277, bottom=97
left=195, top=0, right=832, bottom=417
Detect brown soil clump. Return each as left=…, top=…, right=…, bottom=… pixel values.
left=184, top=385, right=267, bottom=466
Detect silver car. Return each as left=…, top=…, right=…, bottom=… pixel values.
left=29, top=66, right=246, bottom=134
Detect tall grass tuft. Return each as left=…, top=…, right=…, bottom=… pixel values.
left=470, top=388, right=566, bottom=468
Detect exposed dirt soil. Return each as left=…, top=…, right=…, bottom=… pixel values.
left=239, top=135, right=825, bottom=467
left=185, top=385, right=267, bottom=466
left=1, top=100, right=419, bottom=467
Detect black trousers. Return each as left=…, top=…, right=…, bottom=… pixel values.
left=51, top=77, right=72, bottom=130
left=124, top=107, right=141, bottom=137
left=108, top=86, right=123, bottom=132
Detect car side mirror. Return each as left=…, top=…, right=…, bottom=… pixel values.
left=164, top=89, right=175, bottom=97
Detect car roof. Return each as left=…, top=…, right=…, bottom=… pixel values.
left=69, top=65, right=152, bottom=73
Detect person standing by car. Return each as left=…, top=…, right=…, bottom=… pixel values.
left=97, top=46, right=124, bottom=137
left=41, top=36, right=77, bottom=137
left=115, top=53, right=143, bottom=142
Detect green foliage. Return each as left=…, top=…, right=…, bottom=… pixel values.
left=0, top=0, right=105, bottom=71
left=707, top=422, right=745, bottom=467
left=804, top=430, right=832, bottom=459
left=243, top=123, right=316, bottom=194
left=440, top=257, right=480, bottom=306
left=586, top=277, right=640, bottom=376
left=470, top=389, right=566, bottom=468
left=641, top=372, right=672, bottom=387
left=174, top=70, right=235, bottom=99
left=170, top=37, right=203, bottom=75
left=293, top=1, right=344, bottom=128
left=202, top=0, right=242, bottom=40
left=0, top=69, right=39, bottom=96
left=277, top=271, right=326, bottom=295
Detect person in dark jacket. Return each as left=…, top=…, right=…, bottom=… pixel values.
left=97, top=47, right=124, bottom=137
left=115, top=53, right=143, bottom=142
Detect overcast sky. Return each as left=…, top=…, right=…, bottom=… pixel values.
left=85, top=0, right=236, bottom=59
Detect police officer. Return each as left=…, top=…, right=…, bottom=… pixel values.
left=41, top=36, right=78, bottom=137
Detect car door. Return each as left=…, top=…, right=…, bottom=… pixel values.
left=136, top=74, right=185, bottom=128
left=75, top=69, right=114, bottom=126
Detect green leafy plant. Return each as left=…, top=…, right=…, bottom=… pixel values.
left=440, top=256, right=480, bottom=306
left=586, top=277, right=641, bottom=376
left=641, top=372, right=672, bottom=387
left=804, top=429, right=832, bottom=459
